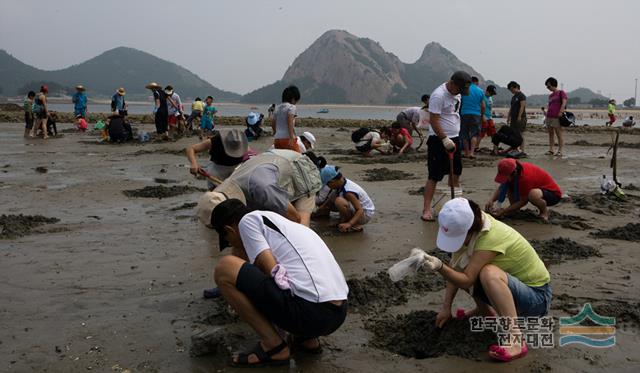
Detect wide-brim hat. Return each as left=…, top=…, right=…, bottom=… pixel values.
left=302, top=131, right=316, bottom=149
left=220, top=129, right=249, bottom=158
left=197, top=186, right=246, bottom=251
left=75, top=85, right=85, bottom=91
left=117, top=87, right=126, bottom=96
left=145, top=82, right=161, bottom=90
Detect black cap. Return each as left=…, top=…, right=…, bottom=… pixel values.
left=487, top=85, right=497, bottom=95
left=211, top=198, right=247, bottom=251
left=451, top=71, right=472, bottom=96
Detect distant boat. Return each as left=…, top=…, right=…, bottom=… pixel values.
left=317, top=108, right=330, bottom=114
left=250, top=106, right=259, bottom=110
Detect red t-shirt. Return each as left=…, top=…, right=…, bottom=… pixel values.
left=392, top=127, right=413, bottom=146
left=517, top=163, right=561, bottom=199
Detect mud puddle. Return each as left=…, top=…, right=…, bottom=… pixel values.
left=552, top=294, right=640, bottom=328
left=503, top=209, right=593, bottom=230
left=530, top=237, right=601, bottom=265
left=591, top=223, right=640, bottom=241
left=362, top=167, right=416, bottom=182
left=347, top=270, right=444, bottom=314
left=571, top=193, right=640, bottom=215
left=1, top=214, right=60, bottom=239
left=366, top=310, right=494, bottom=359
left=123, top=185, right=206, bottom=199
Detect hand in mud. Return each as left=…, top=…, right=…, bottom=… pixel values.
left=423, top=253, right=443, bottom=271
left=491, top=208, right=504, bottom=218
left=484, top=201, right=494, bottom=212
left=435, top=309, right=452, bottom=328
left=338, top=222, right=352, bottom=232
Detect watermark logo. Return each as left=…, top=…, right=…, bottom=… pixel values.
left=559, top=303, right=616, bottom=348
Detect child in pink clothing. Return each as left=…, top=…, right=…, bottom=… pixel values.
left=75, top=114, right=88, bottom=132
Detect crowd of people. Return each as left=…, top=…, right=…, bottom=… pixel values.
left=17, top=73, right=625, bottom=367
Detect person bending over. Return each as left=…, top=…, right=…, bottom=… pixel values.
left=485, top=159, right=562, bottom=222
left=210, top=199, right=348, bottom=367
left=418, top=198, right=551, bottom=362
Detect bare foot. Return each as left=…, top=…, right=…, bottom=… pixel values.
left=421, top=211, right=435, bottom=222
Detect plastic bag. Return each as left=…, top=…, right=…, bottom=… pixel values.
left=94, top=120, right=105, bottom=130
left=388, top=248, right=428, bottom=282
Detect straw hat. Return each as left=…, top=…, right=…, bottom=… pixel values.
left=117, top=87, right=126, bottom=96
left=75, top=85, right=85, bottom=91
left=145, top=82, right=161, bottom=90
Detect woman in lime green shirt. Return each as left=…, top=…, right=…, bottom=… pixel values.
left=419, top=198, right=551, bottom=362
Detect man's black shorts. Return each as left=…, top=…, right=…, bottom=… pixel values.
left=236, top=262, right=347, bottom=338
left=541, top=189, right=561, bottom=206
left=427, top=135, right=462, bottom=181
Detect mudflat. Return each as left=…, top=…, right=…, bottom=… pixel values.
left=1, top=121, right=640, bottom=372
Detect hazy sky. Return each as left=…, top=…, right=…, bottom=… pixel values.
left=1, top=0, right=639, bottom=100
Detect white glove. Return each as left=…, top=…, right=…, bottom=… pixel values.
left=423, top=253, right=443, bottom=271
left=441, top=137, right=456, bottom=152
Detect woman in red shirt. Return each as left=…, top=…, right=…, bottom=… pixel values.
left=484, top=159, right=562, bottom=222
left=390, top=122, right=414, bottom=155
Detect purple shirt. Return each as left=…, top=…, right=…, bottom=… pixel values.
left=547, top=90, right=567, bottom=118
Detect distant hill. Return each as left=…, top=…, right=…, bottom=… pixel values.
left=0, top=48, right=240, bottom=101
left=242, top=30, right=485, bottom=105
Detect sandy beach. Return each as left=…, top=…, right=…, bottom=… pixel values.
left=1, top=119, right=640, bottom=373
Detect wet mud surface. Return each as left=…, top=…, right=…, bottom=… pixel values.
left=132, top=148, right=186, bottom=156
left=366, top=310, right=495, bottom=360
left=362, top=167, right=416, bottom=182
left=570, top=193, right=640, bottom=215
left=570, top=140, right=640, bottom=149
left=123, top=185, right=206, bottom=199
left=591, top=223, right=640, bottom=241
left=552, top=294, right=640, bottom=328
left=0, top=214, right=60, bottom=239
left=530, top=238, right=601, bottom=265
left=503, top=209, right=593, bottom=230
left=346, top=270, right=444, bottom=314
left=333, top=152, right=427, bottom=164
left=169, top=202, right=198, bottom=211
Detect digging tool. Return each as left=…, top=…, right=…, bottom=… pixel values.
left=197, top=169, right=223, bottom=187
left=448, top=146, right=456, bottom=199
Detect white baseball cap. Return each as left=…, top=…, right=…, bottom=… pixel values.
left=436, top=198, right=475, bottom=253
left=302, top=131, right=316, bottom=149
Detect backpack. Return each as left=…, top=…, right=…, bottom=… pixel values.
left=351, top=127, right=370, bottom=143
left=269, top=149, right=322, bottom=199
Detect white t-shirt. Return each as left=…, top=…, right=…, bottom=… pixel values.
left=273, top=103, right=297, bottom=140
left=428, top=83, right=461, bottom=138
left=356, top=131, right=381, bottom=148
left=239, top=211, right=349, bottom=303
left=401, top=107, right=422, bottom=124
left=339, top=179, right=375, bottom=218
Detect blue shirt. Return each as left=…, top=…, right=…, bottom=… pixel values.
left=460, top=83, right=484, bottom=116
left=72, top=92, right=87, bottom=111
left=483, top=94, right=493, bottom=120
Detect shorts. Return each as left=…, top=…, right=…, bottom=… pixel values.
left=356, top=141, right=373, bottom=153
left=168, top=115, right=178, bottom=127
left=511, top=118, right=527, bottom=134
left=608, top=114, right=616, bottom=124
left=460, top=115, right=481, bottom=141
left=541, top=189, right=561, bottom=207
left=273, top=138, right=301, bottom=153
left=348, top=204, right=373, bottom=225
left=24, top=112, right=34, bottom=129
left=427, top=135, right=462, bottom=182
left=35, top=109, right=47, bottom=120
left=544, top=117, right=560, bottom=129
left=473, top=272, right=552, bottom=317
left=481, top=118, right=496, bottom=138
left=293, top=194, right=315, bottom=214
left=74, top=109, right=86, bottom=118
left=236, top=262, right=348, bottom=337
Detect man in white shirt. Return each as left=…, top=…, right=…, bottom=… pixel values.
left=421, top=71, right=471, bottom=222
left=210, top=199, right=349, bottom=367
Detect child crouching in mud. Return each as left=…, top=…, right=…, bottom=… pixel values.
left=208, top=199, right=348, bottom=367
left=315, top=165, right=375, bottom=232
left=414, top=198, right=551, bottom=362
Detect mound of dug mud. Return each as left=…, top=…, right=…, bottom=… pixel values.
left=571, top=193, right=640, bottom=215
left=347, top=270, right=444, bottom=314
left=170, top=202, right=198, bottom=211
left=132, top=148, right=186, bottom=156
left=123, top=185, right=206, bottom=199
left=362, top=167, right=415, bottom=182
left=530, top=237, right=601, bottom=264
left=553, top=294, right=640, bottom=328
left=591, top=223, right=640, bottom=241
left=1, top=214, right=60, bottom=239
left=366, top=310, right=495, bottom=359
left=503, top=209, right=593, bottom=230
left=333, top=153, right=426, bottom=165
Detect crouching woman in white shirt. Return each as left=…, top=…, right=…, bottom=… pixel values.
left=210, top=199, right=349, bottom=367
